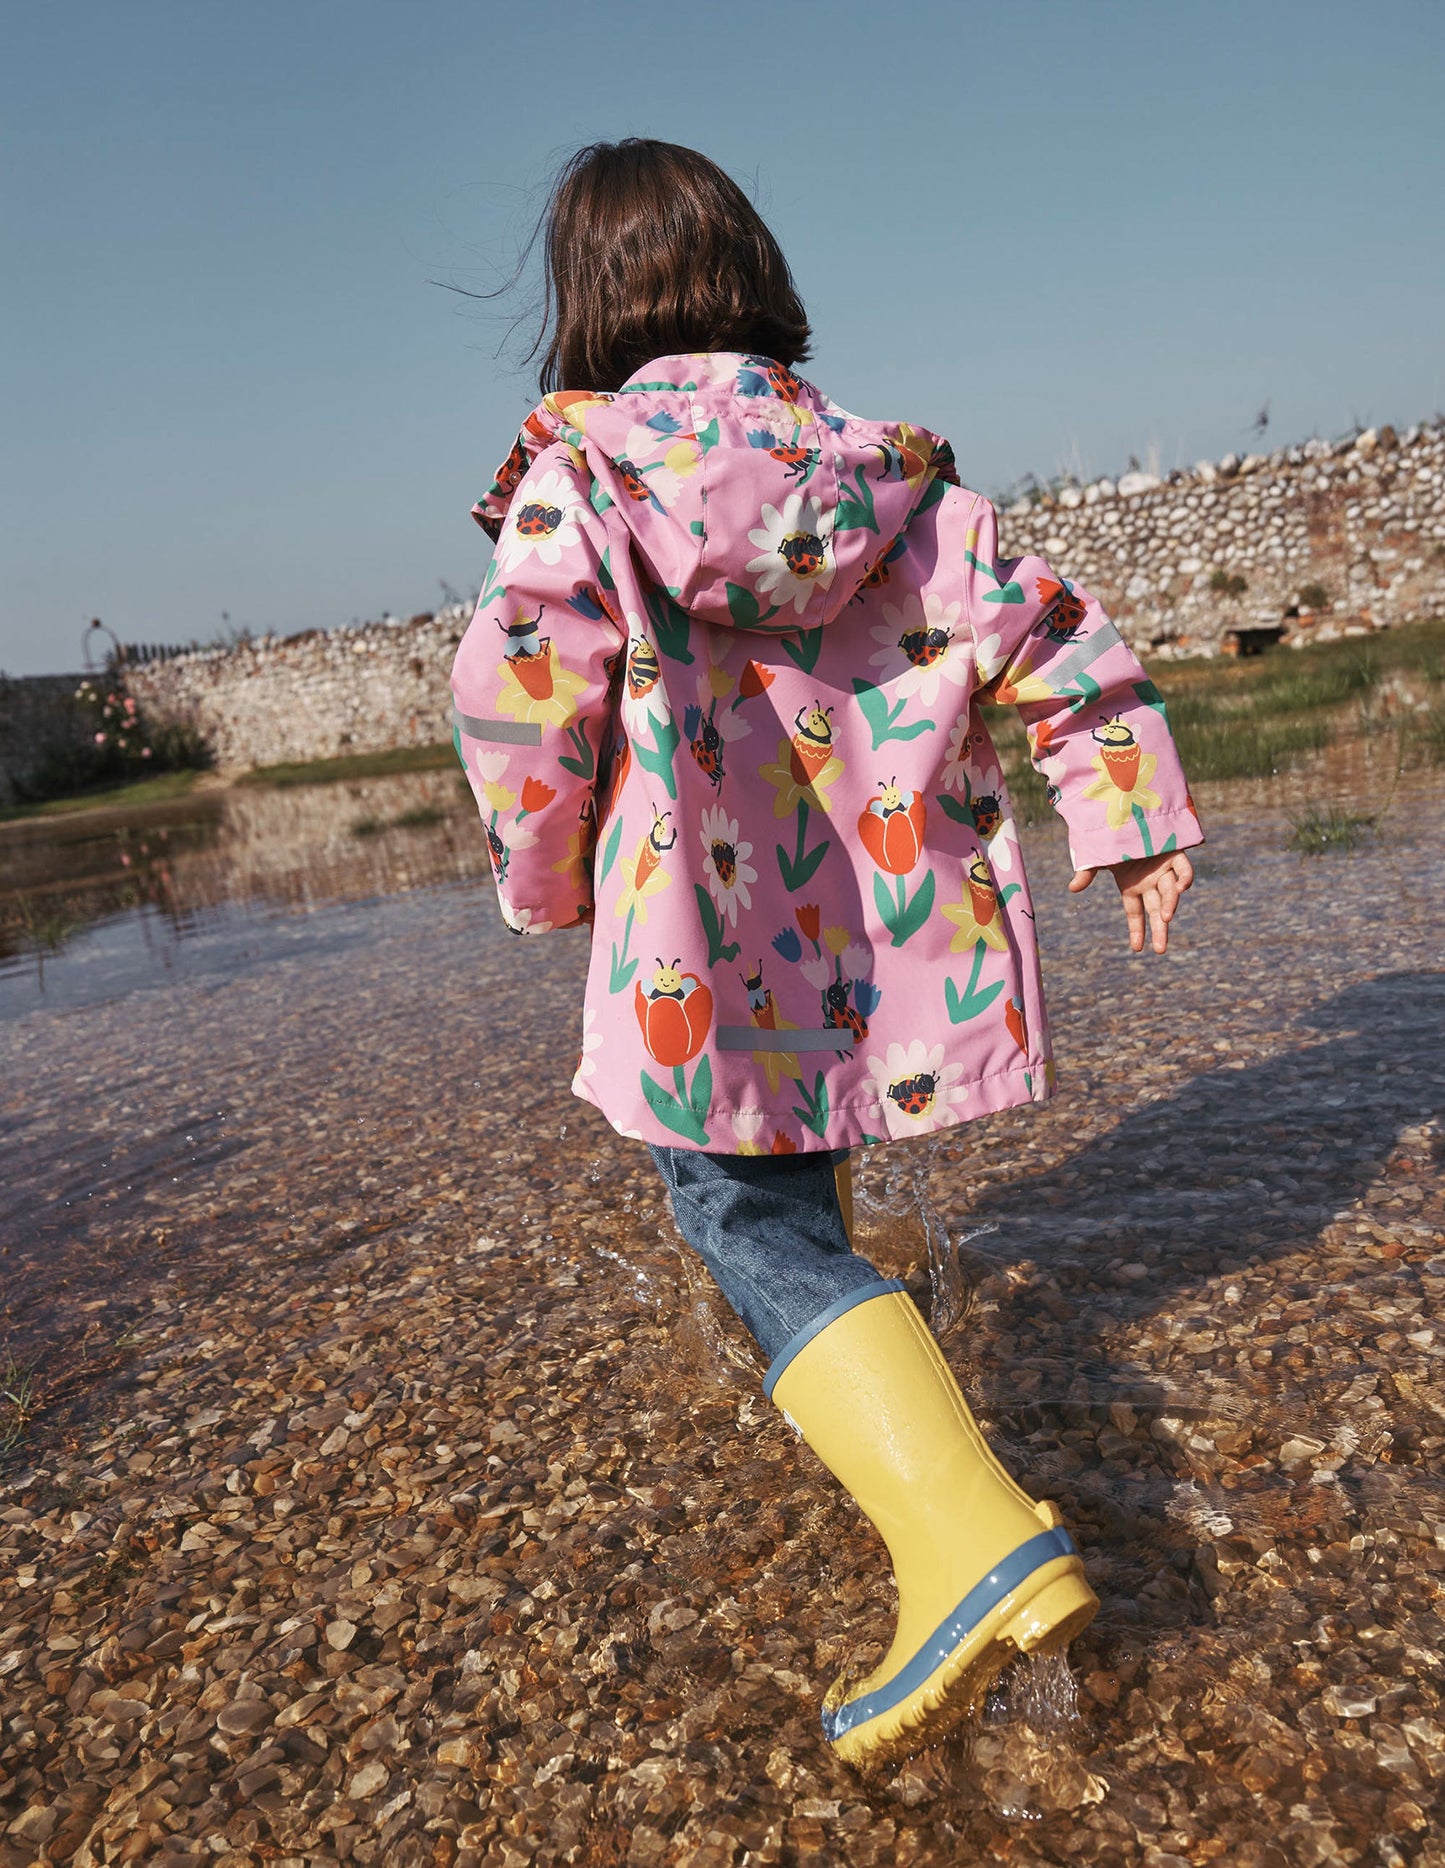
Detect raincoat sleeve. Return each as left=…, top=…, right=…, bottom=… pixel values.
left=958, top=495, right=1204, bottom=870
left=450, top=441, right=624, bottom=934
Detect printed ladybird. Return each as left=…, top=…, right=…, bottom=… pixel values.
left=515, top=501, right=563, bottom=539
left=898, top=624, right=951, bottom=668
left=1045, top=588, right=1089, bottom=642
left=887, top=1072, right=938, bottom=1116
left=779, top=530, right=826, bottom=578
left=615, top=457, right=653, bottom=503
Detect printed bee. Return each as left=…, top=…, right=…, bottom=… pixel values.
left=887, top=1071, right=939, bottom=1118
left=631, top=807, right=677, bottom=893
left=641, top=957, right=694, bottom=1004
left=498, top=605, right=545, bottom=660
left=790, top=701, right=836, bottom=784
left=626, top=635, right=661, bottom=701
left=1092, top=716, right=1142, bottom=791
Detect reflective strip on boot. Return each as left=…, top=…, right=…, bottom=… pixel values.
left=820, top=1526, right=1078, bottom=1743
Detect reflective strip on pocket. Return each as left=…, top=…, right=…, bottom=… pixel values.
left=453, top=708, right=542, bottom=746
left=716, top=1026, right=854, bottom=1053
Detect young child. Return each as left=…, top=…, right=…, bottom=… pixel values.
left=452, top=138, right=1201, bottom=1768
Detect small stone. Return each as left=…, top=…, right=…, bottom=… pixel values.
left=324, top=1618, right=357, bottom=1651
left=1321, top=1684, right=1377, bottom=1719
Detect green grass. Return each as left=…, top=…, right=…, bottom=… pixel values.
left=239, top=741, right=457, bottom=788
left=0, top=768, right=202, bottom=824
left=0, top=1353, right=38, bottom=1451
left=1287, top=806, right=1378, bottom=854
left=348, top=803, right=449, bottom=838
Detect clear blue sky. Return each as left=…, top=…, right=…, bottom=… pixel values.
left=3, top=1, right=1442, bottom=675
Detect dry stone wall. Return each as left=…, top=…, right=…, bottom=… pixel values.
left=998, top=419, right=1445, bottom=657
left=0, top=675, right=93, bottom=808
left=37, top=419, right=1445, bottom=782
left=123, top=605, right=475, bottom=774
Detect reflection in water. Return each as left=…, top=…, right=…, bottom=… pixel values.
left=0, top=770, right=488, bottom=1015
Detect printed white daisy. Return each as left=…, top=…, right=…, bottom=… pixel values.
left=698, top=804, right=757, bottom=926
left=573, top=1008, right=603, bottom=1086
left=974, top=630, right=1007, bottom=684
left=745, top=492, right=835, bottom=614
left=494, top=467, right=585, bottom=571
left=865, top=1039, right=969, bottom=1139
left=868, top=593, right=970, bottom=703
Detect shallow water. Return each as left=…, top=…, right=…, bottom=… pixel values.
left=1, top=765, right=1443, bottom=1864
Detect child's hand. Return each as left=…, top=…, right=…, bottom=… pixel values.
left=1068, top=851, right=1195, bottom=954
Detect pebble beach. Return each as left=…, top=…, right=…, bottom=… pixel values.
left=2, top=759, right=1443, bottom=1867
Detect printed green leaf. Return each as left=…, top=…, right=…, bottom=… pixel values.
left=726, top=581, right=762, bottom=628
left=873, top=867, right=936, bottom=947
left=935, top=792, right=973, bottom=826
left=646, top=587, right=694, bottom=665
left=1061, top=672, right=1103, bottom=715
left=635, top=715, right=680, bottom=800
left=609, top=946, right=639, bottom=994
left=1132, top=679, right=1170, bottom=718
left=642, top=1068, right=709, bottom=1144
left=695, top=883, right=741, bottom=966
left=852, top=678, right=935, bottom=750
left=558, top=721, right=595, bottom=780
left=945, top=943, right=1006, bottom=1023
left=598, top=547, right=615, bottom=591
left=689, top=518, right=705, bottom=536
left=834, top=463, right=879, bottom=535
left=781, top=626, right=825, bottom=674
left=598, top=812, right=625, bottom=886
left=791, top=1070, right=830, bottom=1138
left=589, top=478, right=614, bottom=517
left=687, top=1054, right=713, bottom=1123
left=695, top=417, right=720, bottom=452
left=983, top=582, right=1025, bottom=604
left=776, top=802, right=830, bottom=892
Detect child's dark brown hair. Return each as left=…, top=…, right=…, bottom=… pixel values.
left=528, top=138, right=812, bottom=394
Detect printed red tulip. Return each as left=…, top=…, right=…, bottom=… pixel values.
left=858, top=788, right=927, bottom=875
left=634, top=974, right=713, bottom=1067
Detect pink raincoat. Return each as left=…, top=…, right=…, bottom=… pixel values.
left=452, top=351, right=1203, bottom=1154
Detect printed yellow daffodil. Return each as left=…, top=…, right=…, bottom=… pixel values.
left=940, top=854, right=1010, bottom=953
left=760, top=722, right=845, bottom=819
left=494, top=641, right=589, bottom=729
left=481, top=780, right=516, bottom=813
left=1080, top=719, right=1162, bottom=828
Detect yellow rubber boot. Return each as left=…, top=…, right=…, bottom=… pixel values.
left=766, top=1283, right=1099, bottom=1768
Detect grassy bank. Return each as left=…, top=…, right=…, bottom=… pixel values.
left=237, top=741, right=457, bottom=789
left=991, top=614, right=1445, bottom=821
left=0, top=769, right=203, bottom=826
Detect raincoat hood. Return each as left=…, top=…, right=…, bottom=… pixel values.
left=471, top=350, right=961, bottom=632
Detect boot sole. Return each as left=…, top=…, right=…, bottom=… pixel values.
left=826, top=1555, right=1100, bottom=1771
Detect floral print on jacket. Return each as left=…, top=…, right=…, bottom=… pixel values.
left=452, top=351, right=1204, bottom=1153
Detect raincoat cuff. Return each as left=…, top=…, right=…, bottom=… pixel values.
left=1065, top=809, right=1206, bottom=872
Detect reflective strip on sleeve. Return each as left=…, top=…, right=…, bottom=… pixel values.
left=716, top=1026, right=854, bottom=1053
left=452, top=708, right=542, bottom=746
left=1034, top=618, right=1124, bottom=690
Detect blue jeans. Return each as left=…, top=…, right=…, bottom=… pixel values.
left=647, top=1143, right=890, bottom=1364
